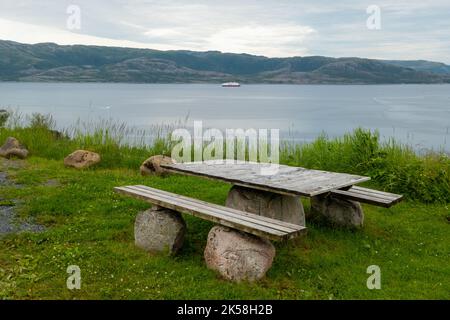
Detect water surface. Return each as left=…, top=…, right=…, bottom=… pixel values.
left=0, top=83, right=449, bottom=151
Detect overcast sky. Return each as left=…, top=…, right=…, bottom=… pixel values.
left=1, top=0, right=449, bottom=63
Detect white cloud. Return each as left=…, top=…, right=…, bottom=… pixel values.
left=144, top=28, right=185, bottom=39
left=207, top=25, right=316, bottom=56
left=0, top=17, right=186, bottom=50
left=0, top=16, right=316, bottom=57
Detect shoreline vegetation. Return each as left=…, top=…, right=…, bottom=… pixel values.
left=1, top=111, right=449, bottom=203
left=1, top=111, right=449, bottom=299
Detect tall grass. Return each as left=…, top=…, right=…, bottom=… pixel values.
left=0, top=112, right=449, bottom=203
left=0, top=111, right=172, bottom=169
left=281, top=129, right=450, bottom=203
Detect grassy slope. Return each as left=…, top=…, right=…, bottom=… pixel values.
left=1, top=157, right=449, bottom=299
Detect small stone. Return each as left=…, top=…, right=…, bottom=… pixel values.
left=0, top=137, right=29, bottom=159
left=43, top=179, right=60, bottom=187
left=140, top=155, right=175, bottom=176
left=64, top=150, right=101, bottom=169
left=204, top=226, right=276, bottom=282
left=134, top=207, right=186, bottom=255
left=310, top=195, right=364, bottom=229
left=226, top=185, right=305, bottom=226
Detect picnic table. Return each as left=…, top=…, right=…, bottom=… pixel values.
left=114, top=158, right=402, bottom=282
left=161, top=161, right=370, bottom=197
left=160, top=161, right=401, bottom=228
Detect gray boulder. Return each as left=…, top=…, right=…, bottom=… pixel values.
left=64, top=150, right=101, bottom=169
left=204, top=226, right=276, bottom=282
left=140, top=155, right=175, bottom=176
left=0, top=137, right=29, bottom=159
left=226, top=185, right=305, bottom=226
left=310, top=195, right=364, bottom=229
left=134, top=207, right=186, bottom=255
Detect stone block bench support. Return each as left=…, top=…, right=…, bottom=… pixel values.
left=134, top=206, right=186, bottom=255
left=204, top=226, right=276, bottom=282
left=311, top=186, right=403, bottom=228
left=114, top=185, right=306, bottom=282
left=310, top=195, right=364, bottom=229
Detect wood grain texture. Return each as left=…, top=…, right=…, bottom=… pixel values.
left=114, top=185, right=306, bottom=241
left=330, top=186, right=403, bottom=208
left=161, top=161, right=370, bottom=197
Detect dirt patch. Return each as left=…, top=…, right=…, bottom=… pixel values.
left=43, top=179, right=61, bottom=187
left=0, top=171, right=8, bottom=184
left=0, top=159, right=45, bottom=237
left=0, top=204, right=46, bottom=236
left=0, top=158, right=26, bottom=170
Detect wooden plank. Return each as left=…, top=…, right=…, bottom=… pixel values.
left=161, top=166, right=304, bottom=197
left=283, top=174, right=352, bottom=190
left=350, top=186, right=402, bottom=201
left=161, top=161, right=370, bottom=197
left=128, top=185, right=301, bottom=233
left=330, top=188, right=402, bottom=208
left=114, top=186, right=306, bottom=241
left=345, top=188, right=400, bottom=202
left=127, top=185, right=302, bottom=234
left=162, top=162, right=344, bottom=196
left=116, top=186, right=303, bottom=241
left=176, top=162, right=370, bottom=194
left=344, top=188, right=396, bottom=202
left=129, top=185, right=303, bottom=232
left=115, top=187, right=289, bottom=241
left=128, top=185, right=305, bottom=236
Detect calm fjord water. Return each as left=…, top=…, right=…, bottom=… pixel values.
left=0, top=83, right=449, bottom=151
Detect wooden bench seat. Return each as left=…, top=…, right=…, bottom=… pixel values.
left=330, top=186, right=403, bottom=208
left=114, top=185, right=306, bottom=241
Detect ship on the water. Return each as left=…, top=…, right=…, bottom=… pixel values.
left=221, top=82, right=241, bottom=87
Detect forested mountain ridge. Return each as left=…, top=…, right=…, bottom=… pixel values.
left=1, top=40, right=449, bottom=84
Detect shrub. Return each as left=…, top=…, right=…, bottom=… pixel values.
left=281, top=128, right=450, bottom=203
left=0, top=109, right=9, bottom=127
left=28, top=113, right=56, bottom=130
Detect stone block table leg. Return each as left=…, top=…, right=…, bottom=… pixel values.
left=310, top=194, right=364, bottom=229
left=225, top=185, right=306, bottom=226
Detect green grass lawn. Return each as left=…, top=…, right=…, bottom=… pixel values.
left=1, top=157, right=449, bottom=299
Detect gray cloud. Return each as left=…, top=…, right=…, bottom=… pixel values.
left=0, top=0, right=449, bottom=62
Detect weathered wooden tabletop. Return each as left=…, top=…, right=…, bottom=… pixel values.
left=161, top=161, right=370, bottom=197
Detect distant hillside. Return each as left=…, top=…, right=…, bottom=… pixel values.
left=383, top=60, right=450, bottom=75
left=1, top=40, right=449, bottom=84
